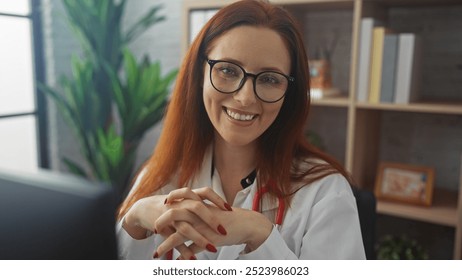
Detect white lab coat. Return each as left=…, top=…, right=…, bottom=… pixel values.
left=117, top=148, right=366, bottom=260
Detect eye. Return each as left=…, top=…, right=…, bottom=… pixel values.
left=215, top=63, right=240, bottom=78
left=219, top=67, right=236, bottom=75
left=258, top=73, right=283, bottom=85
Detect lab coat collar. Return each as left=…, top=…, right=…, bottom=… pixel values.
left=189, top=146, right=279, bottom=212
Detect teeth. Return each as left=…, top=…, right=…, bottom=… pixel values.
left=226, top=108, right=255, bottom=121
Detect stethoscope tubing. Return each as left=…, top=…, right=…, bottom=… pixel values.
left=252, top=186, right=285, bottom=226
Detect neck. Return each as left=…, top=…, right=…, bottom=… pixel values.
left=213, top=135, right=257, bottom=203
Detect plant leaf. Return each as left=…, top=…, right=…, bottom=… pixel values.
left=124, top=5, right=165, bottom=43
left=62, top=157, right=88, bottom=177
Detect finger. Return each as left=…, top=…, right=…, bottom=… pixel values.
left=165, top=187, right=201, bottom=204
left=155, top=202, right=228, bottom=236
left=187, top=242, right=210, bottom=255
left=157, top=224, right=198, bottom=260
left=175, top=242, right=216, bottom=259
left=154, top=225, right=189, bottom=258
left=174, top=220, right=215, bottom=250
left=166, top=187, right=232, bottom=212
left=156, top=221, right=215, bottom=257
left=194, top=187, right=233, bottom=211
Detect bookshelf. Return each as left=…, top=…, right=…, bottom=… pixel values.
left=182, top=0, right=462, bottom=259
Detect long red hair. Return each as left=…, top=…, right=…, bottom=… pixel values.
left=117, top=0, right=350, bottom=219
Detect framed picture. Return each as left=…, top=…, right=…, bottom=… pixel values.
left=374, top=162, right=435, bottom=206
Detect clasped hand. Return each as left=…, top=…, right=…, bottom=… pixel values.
left=123, top=187, right=273, bottom=260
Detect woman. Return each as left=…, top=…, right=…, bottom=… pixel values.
left=117, top=0, right=365, bottom=260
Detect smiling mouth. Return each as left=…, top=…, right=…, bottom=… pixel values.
left=223, top=107, right=257, bottom=121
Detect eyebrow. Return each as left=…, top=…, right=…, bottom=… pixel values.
left=213, top=57, right=288, bottom=74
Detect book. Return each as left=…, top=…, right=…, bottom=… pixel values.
left=368, top=27, right=392, bottom=104
left=356, top=18, right=380, bottom=103
left=394, top=33, right=422, bottom=104
left=380, top=34, right=399, bottom=103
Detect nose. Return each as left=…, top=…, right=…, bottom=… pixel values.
left=233, top=77, right=257, bottom=106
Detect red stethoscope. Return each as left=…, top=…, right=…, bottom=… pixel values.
left=252, top=186, right=285, bottom=228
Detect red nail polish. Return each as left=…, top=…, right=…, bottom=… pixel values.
left=217, top=225, right=227, bottom=235
left=166, top=250, right=173, bottom=260
left=154, top=229, right=158, bottom=234
left=153, top=252, right=159, bottom=258
left=164, top=198, right=167, bottom=204
left=224, top=203, right=232, bottom=211
left=190, top=255, right=197, bottom=260
left=206, top=244, right=217, bottom=253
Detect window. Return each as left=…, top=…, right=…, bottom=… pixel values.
left=0, top=0, right=47, bottom=171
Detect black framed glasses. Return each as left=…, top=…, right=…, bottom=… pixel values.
left=206, top=59, right=295, bottom=103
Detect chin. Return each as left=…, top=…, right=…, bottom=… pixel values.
left=219, top=133, right=258, bottom=147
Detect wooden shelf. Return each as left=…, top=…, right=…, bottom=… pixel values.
left=356, top=101, right=462, bottom=115
left=276, top=0, right=354, bottom=10
left=377, top=188, right=459, bottom=227
left=183, top=0, right=235, bottom=9
left=275, top=0, right=353, bottom=4
left=311, top=96, right=350, bottom=107
left=365, top=0, right=462, bottom=8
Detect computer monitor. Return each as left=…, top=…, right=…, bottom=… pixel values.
left=0, top=168, right=118, bottom=259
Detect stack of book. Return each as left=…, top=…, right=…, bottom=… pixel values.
left=356, top=18, right=422, bottom=104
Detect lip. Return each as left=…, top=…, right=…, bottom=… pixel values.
left=223, top=106, right=258, bottom=126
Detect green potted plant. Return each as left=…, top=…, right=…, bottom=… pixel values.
left=40, top=0, right=177, bottom=198
left=376, top=235, right=429, bottom=260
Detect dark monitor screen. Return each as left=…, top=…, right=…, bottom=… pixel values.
left=0, top=168, right=118, bottom=259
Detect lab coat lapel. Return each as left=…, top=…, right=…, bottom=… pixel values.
left=189, top=146, right=214, bottom=190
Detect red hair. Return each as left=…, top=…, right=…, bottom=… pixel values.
left=117, top=0, right=350, bottom=219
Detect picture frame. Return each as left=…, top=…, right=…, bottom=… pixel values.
left=374, top=162, right=435, bottom=206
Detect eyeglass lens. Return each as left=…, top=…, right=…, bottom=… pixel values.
left=210, top=61, right=289, bottom=102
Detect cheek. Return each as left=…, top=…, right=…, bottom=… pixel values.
left=264, top=102, right=284, bottom=122
left=202, top=88, right=212, bottom=118
left=202, top=70, right=209, bottom=89
left=203, top=72, right=214, bottom=103
left=202, top=73, right=212, bottom=109
left=202, top=80, right=223, bottom=119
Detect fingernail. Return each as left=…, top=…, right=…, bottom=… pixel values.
left=190, top=255, right=197, bottom=260
left=217, top=225, right=227, bottom=235
left=224, top=203, right=233, bottom=211
left=206, top=243, right=217, bottom=253
left=153, top=251, right=159, bottom=258
left=153, top=229, right=158, bottom=234
left=164, top=198, right=168, bottom=204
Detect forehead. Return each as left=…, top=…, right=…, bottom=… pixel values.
left=207, top=26, right=291, bottom=73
